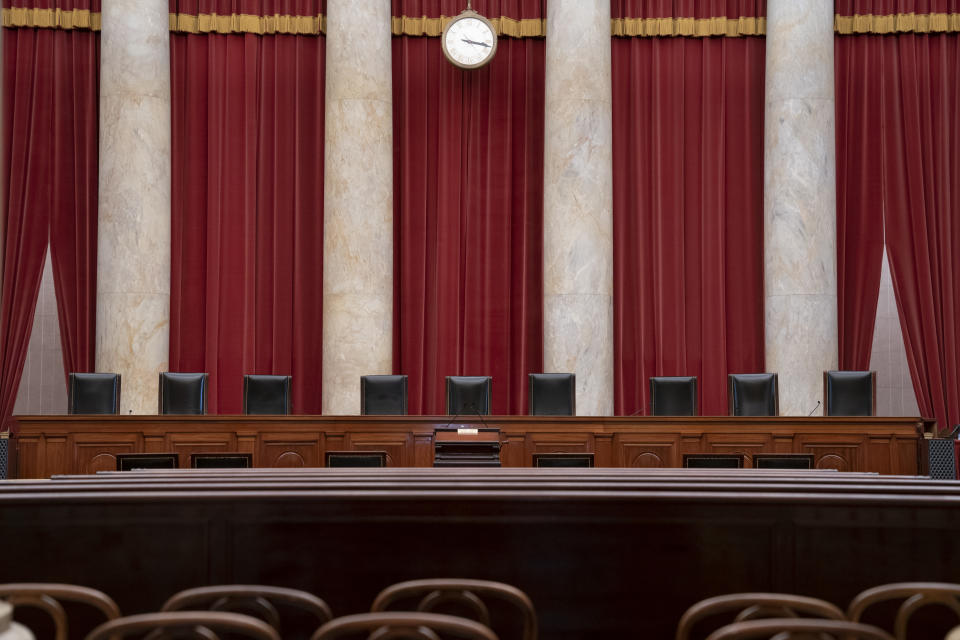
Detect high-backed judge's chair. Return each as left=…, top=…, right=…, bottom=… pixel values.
left=158, top=372, right=208, bottom=415
left=68, top=373, right=121, bottom=415
left=360, top=375, right=408, bottom=415
left=528, top=373, right=575, bottom=416
left=728, top=373, right=779, bottom=417
left=649, top=376, right=697, bottom=416
left=243, top=375, right=291, bottom=415
left=824, top=370, right=876, bottom=416
left=446, top=376, right=492, bottom=416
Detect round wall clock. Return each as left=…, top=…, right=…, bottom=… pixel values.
left=441, top=7, right=498, bottom=69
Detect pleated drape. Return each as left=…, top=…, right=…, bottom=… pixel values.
left=392, top=0, right=544, bottom=415
left=169, top=16, right=325, bottom=414
left=836, top=0, right=960, bottom=430
left=0, top=2, right=99, bottom=430
left=611, top=5, right=766, bottom=416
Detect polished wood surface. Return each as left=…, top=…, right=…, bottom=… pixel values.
left=2, top=469, right=959, bottom=639
left=11, top=414, right=924, bottom=478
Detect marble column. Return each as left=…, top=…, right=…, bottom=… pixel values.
left=322, top=0, right=393, bottom=415
left=542, top=0, right=614, bottom=416
left=763, top=0, right=837, bottom=415
left=96, top=0, right=171, bottom=414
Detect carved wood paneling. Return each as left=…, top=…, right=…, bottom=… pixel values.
left=343, top=432, right=413, bottom=467
left=261, top=433, right=321, bottom=467
left=10, top=415, right=923, bottom=477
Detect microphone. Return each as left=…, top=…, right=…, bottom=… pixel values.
left=469, top=402, right=489, bottom=429
left=441, top=408, right=462, bottom=430
left=807, top=400, right=821, bottom=417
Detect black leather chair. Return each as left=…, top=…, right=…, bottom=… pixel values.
left=361, top=375, right=408, bottom=415
left=158, top=372, right=208, bottom=415
left=649, top=376, right=697, bottom=416
left=728, top=373, right=779, bottom=416
left=446, top=376, right=492, bottom=415
left=824, top=370, right=876, bottom=416
left=528, top=373, right=575, bottom=416
left=67, top=373, right=121, bottom=415
left=243, top=375, right=291, bottom=415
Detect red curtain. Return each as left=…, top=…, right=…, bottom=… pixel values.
left=169, top=2, right=325, bottom=414
left=611, top=3, right=766, bottom=417
left=835, top=33, right=885, bottom=370
left=836, top=0, right=960, bottom=430
left=392, top=0, right=544, bottom=415
left=1, top=0, right=99, bottom=431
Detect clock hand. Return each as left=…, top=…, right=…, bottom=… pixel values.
left=461, top=37, right=492, bottom=48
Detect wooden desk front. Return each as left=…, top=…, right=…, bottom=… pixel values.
left=11, top=415, right=924, bottom=478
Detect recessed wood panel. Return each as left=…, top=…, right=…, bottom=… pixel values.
left=343, top=432, right=413, bottom=467
left=261, top=433, right=322, bottom=467
left=73, top=434, right=140, bottom=475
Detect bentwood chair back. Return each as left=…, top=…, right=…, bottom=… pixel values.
left=848, top=582, right=960, bottom=640
left=675, top=592, right=845, bottom=640
left=162, top=584, right=333, bottom=635
left=85, top=611, right=280, bottom=640
left=372, top=578, right=536, bottom=640
left=0, top=583, right=120, bottom=640
left=703, top=618, right=894, bottom=640
left=310, top=612, right=499, bottom=640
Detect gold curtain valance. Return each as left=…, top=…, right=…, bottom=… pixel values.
left=2, top=7, right=100, bottom=31
left=611, top=16, right=765, bottom=37
left=835, top=12, right=960, bottom=34
left=391, top=15, right=544, bottom=37
left=169, top=12, right=326, bottom=35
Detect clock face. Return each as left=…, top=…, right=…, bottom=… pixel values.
left=442, top=13, right=498, bottom=69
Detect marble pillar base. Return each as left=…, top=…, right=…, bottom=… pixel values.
left=321, top=292, right=392, bottom=416
left=96, top=292, right=169, bottom=415
left=544, top=293, right=613, bottom=416
left=765, top=293, right=837, bottom=416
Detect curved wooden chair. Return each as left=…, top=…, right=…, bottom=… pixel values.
left=0, top=583, right=120, bottom=640
left=161, top=584, right=332, bottom=634
left=371, top=579, right=535, bottom=640
left=703, top=618, right=895, bottom=640
left=309, top=612, right=498, bottom=640
left=85, top=611, right=280, bottom=640
left=675, top=593, right=845, bottom=640
left=848, top=582, right=960, bottom=640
